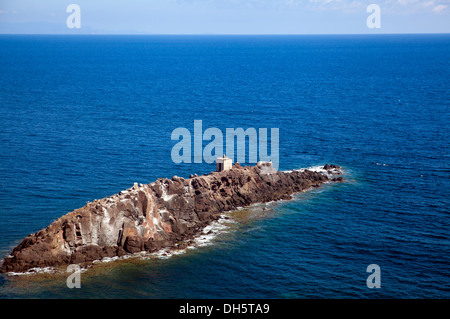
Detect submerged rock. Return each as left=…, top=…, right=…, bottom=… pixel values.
left=1, top=162, right=343, bottom=273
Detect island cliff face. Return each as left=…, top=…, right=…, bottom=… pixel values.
left=0, top=162, right=343, bottom=273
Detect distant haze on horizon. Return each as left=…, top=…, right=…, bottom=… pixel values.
left=0, top=0, right=449, bottom=34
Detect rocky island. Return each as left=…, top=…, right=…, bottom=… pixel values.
left=1, top=162, right=343, bottom=273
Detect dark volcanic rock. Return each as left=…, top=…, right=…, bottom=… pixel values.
left=124, top=236, right=144, bottom=254
left=1, top=162, right=343, bottom=273
left=323, top=164, right=341, bottom=170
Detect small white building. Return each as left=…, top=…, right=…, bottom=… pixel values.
left=216, top=155, right=232, bottom=172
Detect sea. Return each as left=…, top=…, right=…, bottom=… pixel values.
left=0, top=34, right=448, bottom=299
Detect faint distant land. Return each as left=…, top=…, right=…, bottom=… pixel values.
left=0, top=21, right=143, bottom=34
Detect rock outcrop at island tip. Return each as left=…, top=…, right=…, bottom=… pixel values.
left=0, top=162, right=343, bottom=273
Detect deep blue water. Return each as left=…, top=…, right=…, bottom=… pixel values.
left=0, top=34, right=448, bottom=298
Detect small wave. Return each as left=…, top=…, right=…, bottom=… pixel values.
left=188, top=215, right=232, bottom=249
left=146, top=248, right=186, bottom=260
left=375, top=163, right=389, bottom=166
left=6, top=267, right=58, bottom=277
left=6, top=264, right=91, bottom=277
left=283, top=165, right=343, bottom=178
left=92, top=256, right=120, bottom=264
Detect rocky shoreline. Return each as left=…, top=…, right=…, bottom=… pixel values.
left=0, top=162, right=343, bottom=273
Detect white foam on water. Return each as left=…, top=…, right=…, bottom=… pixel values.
left=375, top=163, right=388, bottom=166
left=105, top=213, right=237, bottom=261
left=145, top=214, right=236, bottom=259
left=92, top=256, right=120, bottom=264
left=296, top=165, right=328, bottom=174
left=6, top=263, right=91, bottom=277
left=219, top=216, right=237, bottom=224
left=7, top=267, right=57, bottom=277
left=148, top=248, right=186, bottom=260
left=284, top=164, right=343, bottom=178
left=190, top=218, right=230, bottom=248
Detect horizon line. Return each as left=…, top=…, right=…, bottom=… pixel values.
left=0, top=32, right=449, bottom=36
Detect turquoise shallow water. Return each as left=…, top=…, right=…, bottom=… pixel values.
left=0, top=34, right=448, bottom=298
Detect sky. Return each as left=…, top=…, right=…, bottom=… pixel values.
left=0, top=0, right=449, bottom=34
